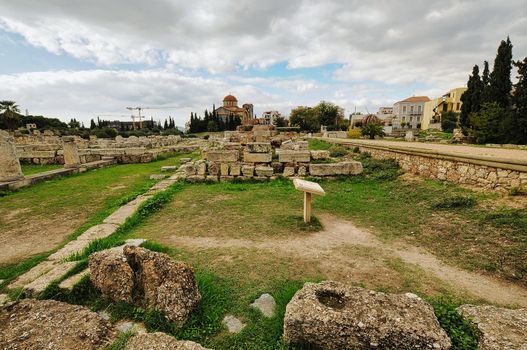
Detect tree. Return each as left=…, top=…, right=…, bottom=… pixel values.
left=274, top=115, right=288, bottom=127
left=441, top=111, right=458, bottom=132
left=289, top=106, right=319, bottom=132
left=313, top=101, right=344, bottom=127
left=0, top=100, right=21, bottom=130
left=460, top=65, right=484, bottom=132
left=511, top=57, right=527, bottom=144
left=487, top=37, right=513, bottom=109
left=361, top=122, right=385, bottom=139
left=469, top=102, right=505, bottom=144
left=90, top=119, right=97, bottom=129
left=69, top=118, right=80, bottom=129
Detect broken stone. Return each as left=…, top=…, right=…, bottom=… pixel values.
left=458, top=304, right=527, bottom=350
left=124, top=332, right=211, bottom=350
left=0, top=299, right=116, bottom=350
left=206, top=150, right=239, bottom=162
left=161, top=165, right=178, bottom=172
left=251, top=293, right=276, bottom=317
left=180, top=157, right=192, bottom=164
left=196, top=160, right=207, bottom=175
left=124, top=246, right=201, bottom=325
left=298, top=165, right=307, bottom=176
left=220, top=163, right=230, bottom=176
left=230, top=163, right=241, bottom=176
left=284, top=281, right=451, bottom=349
left=59, top=268, right=90, bottom=291
left=62, top=136, right=81, bottom=168
left=0, top=294, right=8, bottom=305
left=149, top=174, right=166, bottom=180
left=283, top=166, right=295, bottom=177
left=115, top=320, right=146, bottom=334
left=246, top=142, right=272, bottom=153
left=309, top=161, right=363, bottom=176
left=89, top=249, right=135, bottom=303
left=223, top=315, right=245, bottom=333
left=310, top=150, right=330, bottom=160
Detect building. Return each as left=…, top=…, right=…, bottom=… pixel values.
left=421, top=87, right=467, bottom=130
left=214, top=95, right=254, bottom=125
left=377, top=107, right=393, bottom=115
left=392, top=96, right=430, bottom=129
left=261, top=111, right=282, bottom=125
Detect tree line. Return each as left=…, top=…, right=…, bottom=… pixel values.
left=187, top=105, right=242, bottom=133
left=289, top=101, right=347, bottom=133
left=460, top=37, right=527, bottom=144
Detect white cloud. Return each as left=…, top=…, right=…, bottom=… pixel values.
left=0, top=0, right=526, bottom=121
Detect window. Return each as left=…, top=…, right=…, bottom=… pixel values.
left=410, top=106, right=414, bottom=113
left=410, top=117, right=413, bottom=122
left=403, top=106, right=407, bottom=113
left=417, top=117, right=420, bottom=122
left=418, top=106, right=422, bottom=113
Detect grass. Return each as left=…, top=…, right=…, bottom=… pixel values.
left=21, top=163, right=63, bottom=175
left=0, top=152, right=194, bottom=285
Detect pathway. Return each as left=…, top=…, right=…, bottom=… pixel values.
left=164, top=214, right=527, bottom=307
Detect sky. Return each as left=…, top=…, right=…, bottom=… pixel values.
left=1, top=0, right=526, bottom=127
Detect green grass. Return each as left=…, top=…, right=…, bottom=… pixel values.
left=0, top=152, right=194, bottom=285
left=21, top=163, right=63, bottom=175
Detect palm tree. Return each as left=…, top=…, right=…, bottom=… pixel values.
left=0, top=100, right=21, bottom=130
left=361, top=122, right=385, bottom=140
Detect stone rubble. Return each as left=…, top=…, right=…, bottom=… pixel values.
left=124, top=332, right=211, bottom=350
left=251, top=293, right=276, bottom=318
left=223, top=315, right=246, bottom=333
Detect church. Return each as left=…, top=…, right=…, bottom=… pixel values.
left=214, top=95, right=254, bottom=125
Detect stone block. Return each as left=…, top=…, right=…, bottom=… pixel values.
left=246, top=142, right=272, bottom=153
left=283, top=167, right=295, bottom=177
left=281, top=141, right=308, bottom=150
left=310, top=150, right=330, bottom=160
left=298, top=166, right=307, bottom=176
left=206, top=150, right=239, bottom=162
left=161, top=166, right=177, bottom=172
left=242, top=165, right=254, bottom=177
left=277, top=150, right=311, bottom=163
left=220, top=163, right=230, bottom=176
left=208, top=162, right=220, bottom=176
left=243, top=152, right=272, bottom=163
left=230, top=164, right=241, bottom=176
left=309, top=161, right=363, bottom=176
left=255, top=165, right=273, bottom=177
left=196, top=161, right=207, bottom=175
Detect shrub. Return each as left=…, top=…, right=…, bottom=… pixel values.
left=352, top=146, right=360, bottom=153
left=328, top=145, right=348, bottom=157
left=347, top=128, right=361, bottom=139
left=361, top=122, right=385, bottom=139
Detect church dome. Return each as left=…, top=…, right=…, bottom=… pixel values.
left=223, top=94, right=238, bottom=102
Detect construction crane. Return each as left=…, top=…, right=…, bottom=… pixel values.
left=126, top=106, right=179, bottom=129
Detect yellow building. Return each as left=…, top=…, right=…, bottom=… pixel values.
left=421, top=87, right=467, bottom=130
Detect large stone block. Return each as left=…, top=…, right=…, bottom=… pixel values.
left=255, top=165, right=273, bottom=177
left=242, top=165, right=254, bottom=177
left=277, top=150, right=311, bottom=163
left=206, top=150, right=239, bottom=162
left=230, top=164, right=241, bottom=176
left=246, top=142, right=272, bottom=153
left=243, top=151, right=272, bottom=163
left=280, top=140, right=308, bottom=150
left=0, top=130, right=23, bottom=182
left=220, top=163, right=230, bottom=176
left=309, top=161, right=363, bottom=176
left=284, top=281, right=451, bottom=349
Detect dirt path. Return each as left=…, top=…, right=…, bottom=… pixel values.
left=164, top=214, right=527, bottom=307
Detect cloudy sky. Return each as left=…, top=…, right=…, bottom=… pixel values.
left=1, top=0, right=526, bottom=126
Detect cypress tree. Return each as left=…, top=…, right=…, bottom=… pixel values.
left=512, top=57, right=527, bottom=144
left=460, top=65, right=483, bottom=132
left=90, top=119, right=96, bottom=129
left=488, top=37, right=513, bottom=108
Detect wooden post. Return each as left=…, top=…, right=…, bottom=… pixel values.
left=304, top=192, right=312, bottom=223
left=293, top=178, right=325, bottom=224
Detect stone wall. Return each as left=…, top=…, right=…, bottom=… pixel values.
left=351, top=144, right=527, bottom=192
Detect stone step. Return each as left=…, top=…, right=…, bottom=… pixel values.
left=9, top=260, right=56, bottom=289
left=59, top=268, right=90, bottom=291
left=24, top=261, right=78, bottom=296
left=103, top=195, right=152, bottom=225
left=48, top=224, right=119, bottom=261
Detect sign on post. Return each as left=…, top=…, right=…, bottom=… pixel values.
left=293, top=178, right=326, bottom=223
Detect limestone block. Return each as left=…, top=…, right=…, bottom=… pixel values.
left=255, top=165, right=273, bottom=177
left=206, top=150, right=239, bottom=162
left=310, top=150, right=330, bottom=160
left=0, top=130, right=23, bottom=182
left=243, top=152, right=272, bottom=163
left=196, top=161, right=207, bottom=176
left=246, top=142, right=272, bottom=153
left=298, top=166, right=307, bottom=176
left=242, top=165, right=254, bottom=177
left=283, top=167, right=295, bottom=177
left=277, top=150, right=311, bottom=163
left=309, top=161, right=363, bottom=176
left=220, top=163, right=230, bottom=176
left=208, top=162, right=220, bottom=176
left=230, top=164, right=241, bottom=176
left=280, top=141, right=308, bottom=150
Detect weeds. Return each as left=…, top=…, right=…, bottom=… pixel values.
left=432, top=196, right=476, bottom=210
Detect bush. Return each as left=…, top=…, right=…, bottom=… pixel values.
left=328, top=145, right=348, bottom=157
left=361, top=122, right=385, bottom=139
left=441, top=111, right=459, bottom=133
left=347, top=128, right=361, bottom=139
